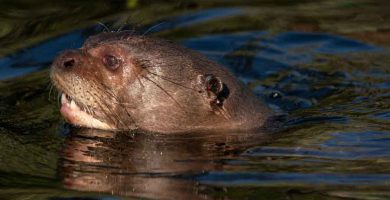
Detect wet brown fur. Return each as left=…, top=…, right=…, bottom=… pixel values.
left=51, top=31, right=273, bottom=133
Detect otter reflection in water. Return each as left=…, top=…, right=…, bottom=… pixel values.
left=60, top=127, right=271, bottom=199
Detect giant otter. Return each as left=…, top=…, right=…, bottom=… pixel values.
left=50, top=31, right=272, bottom=133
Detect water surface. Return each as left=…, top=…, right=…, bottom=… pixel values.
left=0, top=1, right=389, bottom=199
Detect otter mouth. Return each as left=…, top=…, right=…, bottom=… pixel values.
left=60, top=92, right=115, bottom=130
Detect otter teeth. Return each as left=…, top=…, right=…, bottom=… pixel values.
left=61, top=93, right=81, bottom=111
left=59, top=92, right=113, bottom=130
left=70, top=99, right=77, bottom=109
left=61, top=93, right=73, bottom=104
left=61, top=93, right=67, bottom=104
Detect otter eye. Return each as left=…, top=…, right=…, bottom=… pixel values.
left=103, top=54, right=120, bottom=70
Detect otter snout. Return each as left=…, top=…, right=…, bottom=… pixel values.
left=52, top=50, right=83, bottom=71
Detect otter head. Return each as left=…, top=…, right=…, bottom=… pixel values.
left=51, top=32, right=272, bottom=133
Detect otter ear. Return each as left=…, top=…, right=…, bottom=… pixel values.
left=197, top=74, right=230, bottom=107
left=205, top=74, right=223, bottom=95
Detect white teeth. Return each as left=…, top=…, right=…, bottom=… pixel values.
left=70, top=99, right=77, bottom=109
left=61, top=93, right=86, bottom=112
left=61, top=93, right=67, bottom=104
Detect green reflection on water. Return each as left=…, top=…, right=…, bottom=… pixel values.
left=0, top=0, right=389, bottom=200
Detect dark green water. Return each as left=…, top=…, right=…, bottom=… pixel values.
left=0, top=1, right=389, bottom=199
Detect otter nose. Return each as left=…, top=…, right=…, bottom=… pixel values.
left=63, top=58, right=76, bottom=68
left=53, top=50, right=82, bottom=70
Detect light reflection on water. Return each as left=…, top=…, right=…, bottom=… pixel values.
left=0, top=1, right=389, bottom=200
